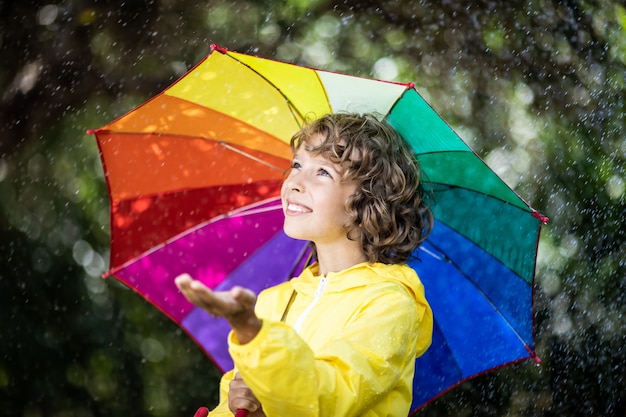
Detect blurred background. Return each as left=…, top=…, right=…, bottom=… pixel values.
left=1, top=0, right=624, bottom=416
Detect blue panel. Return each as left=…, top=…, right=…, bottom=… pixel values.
left=408, top=230, right=534, bottom=410
left=424, top=221, right=534, bottom=345
left=411, top=321, right=461, bottom=410
left=411, top=242, right=529, bottom=374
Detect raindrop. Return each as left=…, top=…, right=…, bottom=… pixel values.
left=140, top=338, right=166, bottom=362
left=276, top=42, right=301, bottom=62
left=0, top=159, right=8, bottom=182
left=606, top=175, right=624, bottom=200
left=540, top=271, right=562, bottom=297
left=302, top=42, right=331, bottom=67
left=84, top=274, right=107, bottom=296
left=514, top=82, right=534, bottom=106
left=314, top=15, right=341, bottom=39
left=15, top=62, right=42, bottom=94
left=73, top=240, right=95, bottom=267
left=32, top=246, right=52, bottom=273
left=373, top=57, right=399, bottom=80
left=85, top=251, right=106, bottom=278
left=259, top=23, right=281, bottom=45
left=37, top=4, right=59, bottom=26
left=553, top=313, right=574, bottom=337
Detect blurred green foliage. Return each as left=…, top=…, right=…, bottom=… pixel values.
left=1, top=0, right=624, bottom=416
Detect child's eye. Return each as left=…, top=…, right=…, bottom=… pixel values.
left=292, top=161, right=301, bottom=170
left=318, top=168, right=332, bottom=178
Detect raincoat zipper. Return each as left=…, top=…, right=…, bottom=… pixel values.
left=293, top=276, right=327, bottom=333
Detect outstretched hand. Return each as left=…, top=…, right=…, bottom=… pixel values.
left=175, top=273, right=262, bottom=344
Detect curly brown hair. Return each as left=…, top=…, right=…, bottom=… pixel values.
left=290, top=113, right=433, bottom=264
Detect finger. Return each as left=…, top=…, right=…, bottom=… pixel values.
left=187, top=282, right=246, bottom=318
left=231, top=398, right=259, bottom=413
left=228, top=374, right=260, bottom=413
left=229, top=375, right=253, bottom=395
left=230, top=286, right=257, bottom=310
left=175, top=275, right=221, bottom=311
left=174, top=273, right=193, bottom=289
left=175, top=274, right=210, bottom=305
left=181, top=280, right=212, bottom=305
left=229, top=389, right=259, bottom=412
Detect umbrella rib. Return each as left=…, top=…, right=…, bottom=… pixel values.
left=223, top=52, right=307, bottom=127
left=219, top=142, right=286, bottom=172
left=107, top=198, right=284, bottom=277
left=224, top=199, right=283, bottom=218
left=98, top=129, right=291, bottom=173
left=431, top=312, right=465, bottom=378
left=288, top=242, right=315, bottom=277
left=427, top=182, right=534, bottom=214
left=425, top=183, right=539, bottom=284
left=423, top=242, right=534, bottom=351
left=418, top=148, right=544, bottom=218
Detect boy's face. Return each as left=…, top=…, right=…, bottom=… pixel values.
left=281, top=134, right=357, bottom=248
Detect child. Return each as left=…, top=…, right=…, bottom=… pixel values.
left=175, top=113, right=434, bottom=417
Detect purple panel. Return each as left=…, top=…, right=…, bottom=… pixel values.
left=183, top=231, right=311, bottom=371
left=115, top=199, right=284, bottom=322
left=183, top=308, right=233, bottom=371
left=214, top=231, right=311, bottom=293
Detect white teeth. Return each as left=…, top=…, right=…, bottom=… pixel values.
left=288, top=203, right=309, bottom=213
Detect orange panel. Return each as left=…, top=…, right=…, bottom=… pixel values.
left=97, top=132, right=290, bottom=200
left=102, top=95, right=293, bottom=159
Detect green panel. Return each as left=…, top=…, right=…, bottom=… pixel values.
left=387, top=89, right=470, bottom=154
left=431, top=187, right=540, bottom=283
left=419, top=151, right=530, bottom=210
left=386, top=86, right=540, bottom=282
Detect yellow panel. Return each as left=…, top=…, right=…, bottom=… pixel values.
left=229, top=51, right=332, bottom=122
left=165, top=52, right=308, bottom=142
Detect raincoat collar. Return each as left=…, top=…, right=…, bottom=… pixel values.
left=292, top=262, right=424, bottom=297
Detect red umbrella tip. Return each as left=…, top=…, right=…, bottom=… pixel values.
left=211, top=44, right=229, bottom=53
left=86, top=129, right=97, bottom=134
left=531, top=211, right=549, bottom=224
left=194, top=407, right=209, bottom=417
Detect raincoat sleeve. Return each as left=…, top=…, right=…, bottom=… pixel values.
left=227, top=282, right=430, bottom=417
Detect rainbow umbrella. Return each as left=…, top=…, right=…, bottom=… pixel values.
left=89, top=44, right=547, bottom=413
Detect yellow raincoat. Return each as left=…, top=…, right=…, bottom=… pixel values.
left=210, top=262, right=433, bottom=417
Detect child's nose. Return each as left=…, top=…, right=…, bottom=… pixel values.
left=285, top=174, right=303, bottom=192
left=290, top=180, right=303, bottom=192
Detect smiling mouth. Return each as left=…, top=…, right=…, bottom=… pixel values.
left=286, top=203, right=311, bottom=214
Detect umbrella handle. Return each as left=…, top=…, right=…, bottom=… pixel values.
left=193, top=407, right=248, bottom=417
left=194, top=407, right=209, bottom=417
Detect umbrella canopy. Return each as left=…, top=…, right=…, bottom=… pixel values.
left=89, top=44, right=547, bottom=413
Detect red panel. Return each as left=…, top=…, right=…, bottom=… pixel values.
left=109, top=181, right=283, bottom=269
